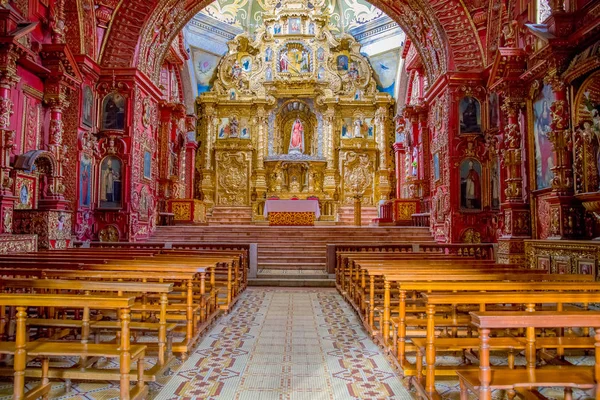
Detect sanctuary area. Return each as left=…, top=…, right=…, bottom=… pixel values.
left=0, top=0, right=599, bottom=399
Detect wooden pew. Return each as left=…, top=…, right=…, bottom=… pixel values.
left=0, top=278, right=175, bottom=378
left=0, top=268, right=214, bottom=359
left=457, top=311, right=600, bottom=400
left=413, top=291, right=600, bottom=399
left=0, top=293, right=146, bottom=400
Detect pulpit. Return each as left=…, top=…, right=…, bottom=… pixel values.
left=264, top=199, right=321, bottom=226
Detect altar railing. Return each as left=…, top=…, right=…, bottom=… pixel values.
left=327, top=242, right=495, bottom=273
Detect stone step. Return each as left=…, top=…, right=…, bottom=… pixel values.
left=248, top=278, right=335, bottom=287
left=259, top=262, right=326, bottom=269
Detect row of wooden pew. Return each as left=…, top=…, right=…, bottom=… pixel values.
left=335, top=249, right=600, bottom=400
left=0, top=246, right=249, bottom=400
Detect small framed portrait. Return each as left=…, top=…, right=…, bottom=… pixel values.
left=577, top=258, right=596, bottom=278
left=143, top=150, right=152, bottom=180
left=433, top=153, right=440, bottom=182
left=553, top=256, right=571, bottom=275
left=289, top=18, right=301, bottom=34
left=459, top=96, right=482, bottom=134
left=82, top=85, right=94, bottom=127
left=101, top=92, right=126, bottom=131
left=536, top=255, right=551, bottom=271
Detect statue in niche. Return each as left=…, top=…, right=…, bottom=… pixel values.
left=289, top=118, right=304, bottom=154
left=279, top=51, right=289, bottom=72
left=353, top=118, right=364, bottom=138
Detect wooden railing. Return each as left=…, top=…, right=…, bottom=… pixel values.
left=327, top=242, right=496, bottom=273
left=411, top=212, right=430, bottom=226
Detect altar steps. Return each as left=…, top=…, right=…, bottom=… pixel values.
left=337, top=206, right=379, bottom=225
left=207, top=207, right=253, bottom=225
left=150, top=226, right=435, bottom=276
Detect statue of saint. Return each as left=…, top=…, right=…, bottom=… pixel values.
left=353, top=118, right=363, bottom=138
left=289, top=118, right=304, bottom=154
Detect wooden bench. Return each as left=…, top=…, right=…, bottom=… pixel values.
left=0, top=293, right=146, bottom=400
left=0, top=278, right=176, bottom=377
left=457, top=311, right=600, bottom=400
left=413, top=291, right=600, bottom=399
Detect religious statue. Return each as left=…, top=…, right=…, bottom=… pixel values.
left=229, top=117, right=239, bottom=138
left=353, top=118, right=364, bottom=138
left=460, top=97, right=481, bottom=133
left=461, top=160, right=481, bottom=209
left=279, top=51, right=289, bottom=72
left=289, top=118, right=304, bottom=154
left=100, top=157, right=121, bottom=208
left=231, top=61, right=242, bottom=79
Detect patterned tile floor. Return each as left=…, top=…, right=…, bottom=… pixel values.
left=156, top=287, right=412, bottom=399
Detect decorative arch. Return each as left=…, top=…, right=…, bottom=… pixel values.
left=97, top=0, right=484, bottom=85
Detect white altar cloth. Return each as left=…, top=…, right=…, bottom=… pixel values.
left=263, top=199, right=321, bottom=219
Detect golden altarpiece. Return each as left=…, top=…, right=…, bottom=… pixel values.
left=196, top=0, right=395, bottom=222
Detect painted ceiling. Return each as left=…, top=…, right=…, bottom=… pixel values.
left=200, top=0, right=385, bottom=34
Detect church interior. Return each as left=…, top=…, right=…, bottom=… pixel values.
left=0, top=0, right=600, bottom=398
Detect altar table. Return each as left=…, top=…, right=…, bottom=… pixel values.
left=264, top=199, right=321, bottom=226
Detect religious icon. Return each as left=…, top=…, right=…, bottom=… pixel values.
left=491, top=156, right=500, bottom=209
left=353, top=118, right=364, bottom=138
left=230, top=89, right=236, bottom=100
left=578, top=259, right=595, bottom=277
left=489, top=92, right=499, bottom=129
left=101, top=93, right=125, bottom=131
left=79, top=155, right=92, bottom=207
left=266, top=67, right=273, bottom=81
left=317, top=47, right=325, bottom=62
left=57, top=213, right=65, bottom=232
left=274, top=23, right=282, bottom=34
left=460, top=158, right=482, bottom=211
left=533, top=84, right=556, bottom=189
left=582, top=91, right=600, bottom=188
left=231, top=60, right=242, bottom=79
left=143, top=150, right=151, bottom=180
left=279, top=51, right=289, bottom=72
left=459, top=96, right=482, bottom=134
left=82, top=85, right=93, bottom=127
left=240, top=127, right=250, bottom=139
left=337, top=55, right=348, bottom=71
left=229, top=117, right=239, bottom=138
left=348, top=61, right=359, bottom=80
left=341, top=118, right=352, bottom=138
left=142, top=97, right=152, bottom=127
left=99, top=156, right=122, bottom=209
left=265, top=47, right=273, bottom=62
left=289, top=18, right=301, bottom=33
left=317, top=66, right=325, bottom=81
left=308, top=22, right=315, bottom=35
left=433, top=153, right=440, bottom=181
left=288, top=118, right=304, bottom=154
left=241, top=56, right=252, bottom=72
left=354, top=90, right=362, bottom=100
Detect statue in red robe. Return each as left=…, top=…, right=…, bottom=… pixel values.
left=289, top=118, right=304, bottom=154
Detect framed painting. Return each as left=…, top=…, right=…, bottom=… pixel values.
left=14, top=173, right=37, bottom=210
left=532, top=83, right=556, bottom=190
left=288, top=18, right=301, bottom=34
left=459, top=96, right=482, bottom=134
left=536, top=255, right=550, bottom=271
left=488, top=92, right=499, bottom=130
left=433, top=153, right=440, bottom=182
left=79, top=155, right=92, bottom=207
left=101, top=92, right=126, bottom=131
left=99, top=156, right=122, bottom=209
left=341, top=117, right=352, bottom=139
left=337, top=55, right=348, bottom=71
left=143, top=150, right=152, bottom=180
left=82, top=85, right=94, bottom=127
left=577, top=258, right=596, bottom=278
left=459, top=158, right=482, bottom=211
left=491, top=156, right=500, bottom=210
left=553, top=256, right=571, bottom=275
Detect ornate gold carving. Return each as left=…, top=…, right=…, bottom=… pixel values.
left=99, top=225, right=120, bottom=242
left=216, top=152, right=250, bottom=206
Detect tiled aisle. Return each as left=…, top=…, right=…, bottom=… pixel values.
left=156, top=288, right=412, bottom=399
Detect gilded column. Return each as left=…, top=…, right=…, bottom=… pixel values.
left=41, top=82, right=70, bottom=210
left=543, top=72, right=582, bottom=238
left=185, top=115, right=198, bottom=199
left=0, top=45, right=19, bottom=233
left=201, top=105, right=216, bottom=208
left=323, top=105, right=337, bottom=199
left=254, top=105, right=267, bottom=198
left=375, top=106, right=391, bottom=201
left=497, top=93, right=530, bottom=265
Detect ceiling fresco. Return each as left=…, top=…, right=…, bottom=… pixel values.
left=200, top=0, right=385, bottom=34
